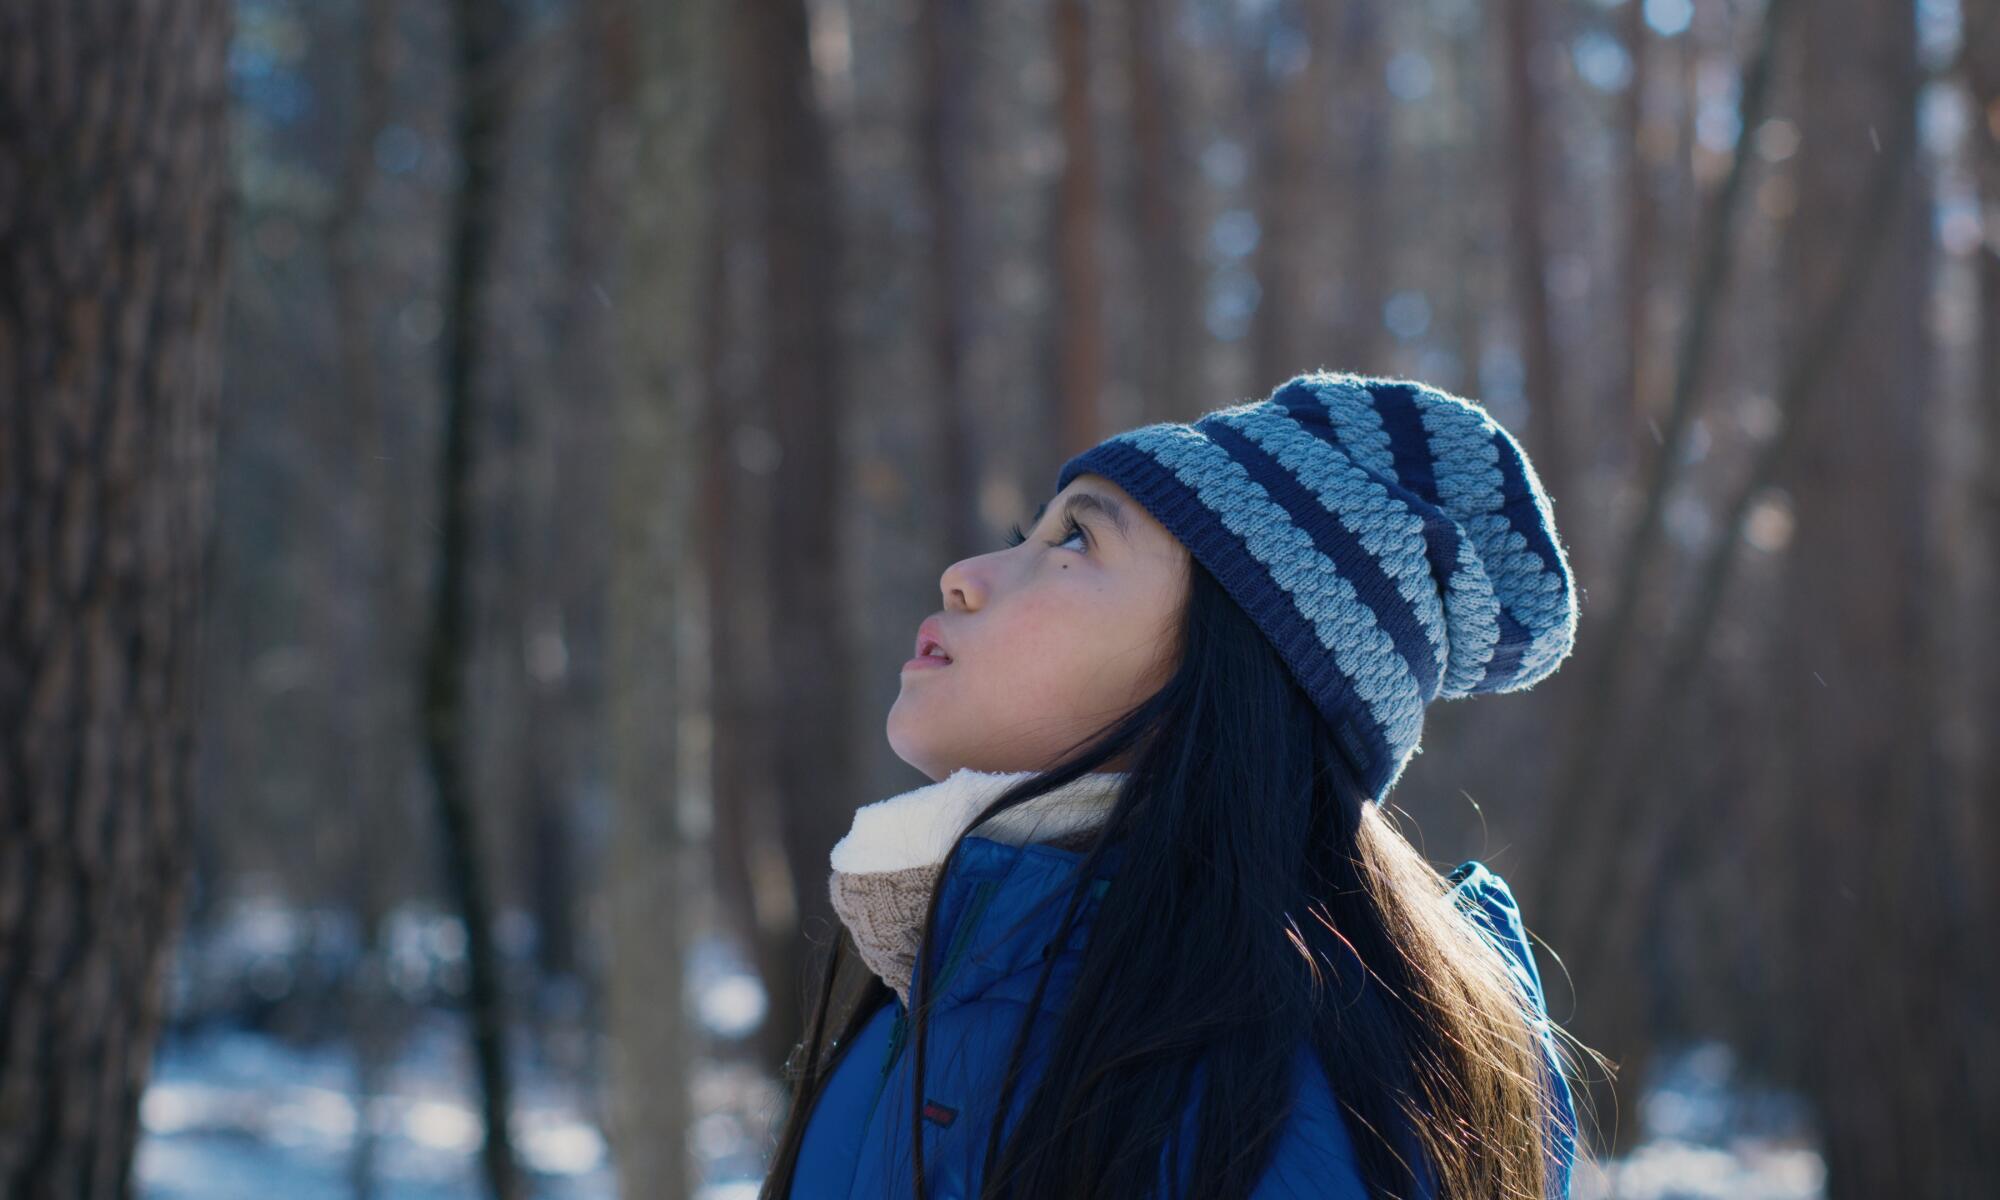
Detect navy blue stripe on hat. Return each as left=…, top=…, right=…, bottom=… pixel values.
left=1490, top=429, right=1565, bottom=582
left=1361, top=381, right=1442, bottom=505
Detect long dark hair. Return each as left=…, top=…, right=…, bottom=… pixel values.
left=760, top=555, right=1597, bottom=1199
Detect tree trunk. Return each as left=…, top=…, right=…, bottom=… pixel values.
left=1333, top=0, right=1391, bottom=375
left=1617, top=0, right=1659, bottom=470
left=701, top=157, right=792, bottom=1078
left=423, top=0, right=522, bottom=1194
left=1964, top=0, right=2000, bottom=947
left=0, top=2, right=230, bottom=1195
left=1121, top=0, right=1200, bottom=423
left=597, top=0, right=716, bottom=1191
left=1050, top=0, right=1106, bottom=462
left=1446, top=3, right=1492, bottom=397
left=1775, top=0, right=1977, bottom=1192
left=1247, top=1, right=1334, bottom=386
left=323, top=0, right=402, bottom=1193
left=919, top=0, right=984, bottom=561
left=726, top=0, right=865, bottom=1091
left=1497, top=0, right=1572, bottom=505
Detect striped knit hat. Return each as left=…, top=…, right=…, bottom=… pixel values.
left=1054, top=369, right=1579, bottom=804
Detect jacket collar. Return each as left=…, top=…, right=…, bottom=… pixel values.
left=909, top=831, right=1131, bottom=1015
left=828, top=769, right=1129, bottom=1009
left=829, top=768, right=1127, bottom=875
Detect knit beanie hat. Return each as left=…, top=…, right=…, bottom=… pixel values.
left=1054, top=369, right=1579, bottom=804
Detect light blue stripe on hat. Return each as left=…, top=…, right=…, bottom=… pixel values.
left=1413, top=395, right=1560, bottom=692
left=1227, top=403, right=1448, bottom=700
left=1285, top=373, right=1509, bottom=698
left=1198, top=417, right=1443, bottom=706
left=1284, top=374, right=1399, bottom=481
left=1438, top=537, right=1503, bottom=698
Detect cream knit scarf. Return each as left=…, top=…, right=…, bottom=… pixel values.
left=827, top=768, right=1128, bottom=1007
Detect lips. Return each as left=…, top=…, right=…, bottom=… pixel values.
left=914, top=616, right=953, bottom=663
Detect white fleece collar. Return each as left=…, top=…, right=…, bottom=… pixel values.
left=828, top=767, right=1129, bottom=874
left=826, top=768, right=1127, bottom=1005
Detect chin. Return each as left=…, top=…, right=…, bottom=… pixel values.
left=884, top=710, right=936, bottom=780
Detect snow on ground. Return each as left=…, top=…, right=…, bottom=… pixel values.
left=140, top=1024, right=1827, bottom=1199
left=1571, top=1042, right=1826, bottom=1200
left=139, top=1015, right=618, bottom=1200
left=138, top=918, right=1824, bottom=1198
left=139, top=926, right=778, bottom=1199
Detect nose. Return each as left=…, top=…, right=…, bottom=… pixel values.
left=939, top=553, right=986, bottom=612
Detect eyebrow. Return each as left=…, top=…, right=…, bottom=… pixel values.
left=1028, top=490, right=1133, bottom=544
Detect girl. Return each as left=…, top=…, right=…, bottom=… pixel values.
left=759, top=370, right=1591, bottom=1199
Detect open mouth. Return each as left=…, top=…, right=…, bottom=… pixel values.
left=911, top=619, right=954, bottom=668
left=905, top=635, right=952, bottom=672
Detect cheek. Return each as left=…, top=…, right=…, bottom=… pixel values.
left=999, top=591, right=1086, bottom=660
left=984, top=589, right=1132, bottom=706
left=918, top=584, right=1090, bottom=713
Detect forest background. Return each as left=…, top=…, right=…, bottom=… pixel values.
left=4, top=0, right=1997, bottom=1197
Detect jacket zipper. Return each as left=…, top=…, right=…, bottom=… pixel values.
left=859, top=878, right=1001, bottom=1138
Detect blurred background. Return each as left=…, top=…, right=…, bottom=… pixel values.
left=3, top=0, right=1996, bottom=1196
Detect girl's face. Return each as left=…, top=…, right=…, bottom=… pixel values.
left=888, top=473, right=1191, bottom=782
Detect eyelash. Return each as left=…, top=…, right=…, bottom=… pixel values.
left=1004, top=513, right=1088, bottom=552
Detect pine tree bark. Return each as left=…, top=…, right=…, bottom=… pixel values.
left=322, top=1, right=402, bottom=1193
left=1122, top=0, right=1200, bottom=423
left=1497, top=0, right=1572, bottom=505
left=598, top=0, right=714, bottom=1190
left=918, top=0, right=983, bottom=562
left=1617, top=0, right=1660, bottom=470
left=423, top=0, right=522, bottom=1194
left=1953, top=0, right=2000, bottom=1161
left=727, top=0, right=865, bottom=1088
left=1247, top=1, right=1335, bottom=386
left=1331, top=0, right=1390, bottom=375
left=1050, top=0, right=1106, bottom=461
left=0, top=2, right=231, bottom=1195
left=1775, top=0, right=1978, bottom=1191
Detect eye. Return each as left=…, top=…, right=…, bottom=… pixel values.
left=1003, top=514, right=1089, bottom=552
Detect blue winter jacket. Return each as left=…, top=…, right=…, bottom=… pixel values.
left=786, top=833, right=1576, bottom=1199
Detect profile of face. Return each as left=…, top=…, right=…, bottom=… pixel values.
left=887, top=473, right=1192, bottom=782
